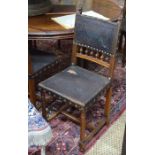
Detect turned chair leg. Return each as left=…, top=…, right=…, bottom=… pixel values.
left=80, top=109, right=86, bottom=151
left=29, top=79, right=36, bottom=106
left=105, top=87, right=112, bottom=125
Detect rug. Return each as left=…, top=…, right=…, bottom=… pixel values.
left=29, top=59, right=126, bottom=155
left=86, top=111, right=126, bottom=155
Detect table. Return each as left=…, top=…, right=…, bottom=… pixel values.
left=28, top=1, right=122, bottom=40
left=28, top=5, right=75, bottom=40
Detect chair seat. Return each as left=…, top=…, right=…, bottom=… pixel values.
left=39, top=65, right=110, bottom=107
left=30, top=51, right=56, bottom=73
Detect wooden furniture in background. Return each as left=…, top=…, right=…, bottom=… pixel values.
left=28, top=6, right=75, bottom=105
left=28, top=1, right=122, bottom=40
left=28, top=48, right=70, bottom=106
left=28, top=5, right=75, bottom=40
left=38, top=13, right=120, bottom=151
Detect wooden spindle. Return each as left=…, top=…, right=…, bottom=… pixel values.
left=90, top=51, right=94, bottom=56
left=80, top=47, right=83, bottom=54
left=85, top=49, right=88, bottom=55
left=95, top=52, right=99, bottom=58
left=100, top=54, right=104, bottom=60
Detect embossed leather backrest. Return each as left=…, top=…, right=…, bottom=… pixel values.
left=74, top=14, right=120, bottom=54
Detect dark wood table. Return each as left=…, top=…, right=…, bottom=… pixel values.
left=28, top=5, right=75, bottom=40
left=28, top=1, right=122, bottom=40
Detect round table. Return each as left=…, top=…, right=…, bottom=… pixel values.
left=28, top=2, right=122, bottom=40
left=28, top=5, right=75, bottom=40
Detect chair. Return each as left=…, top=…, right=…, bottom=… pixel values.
left=28, top=47, right=70, bottom=107
left=38, top=13, right=120, bottom=151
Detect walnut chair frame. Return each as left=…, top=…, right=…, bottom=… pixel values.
left=39, top=13, right=120, bottom=151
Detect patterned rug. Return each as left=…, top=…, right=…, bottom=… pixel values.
left=29, top=59, right=126, bottom=155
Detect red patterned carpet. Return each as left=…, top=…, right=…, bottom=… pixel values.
left=29, top=60, right=126, bottom=155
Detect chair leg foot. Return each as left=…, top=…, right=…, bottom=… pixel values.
left=79, top=143, right=85, bottom=152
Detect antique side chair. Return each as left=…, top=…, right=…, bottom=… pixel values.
left=38, top=13, right=120, bottom=150
left=28, top=48, right=70, bottom=107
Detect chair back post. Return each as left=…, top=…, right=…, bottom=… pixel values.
left=76, top=0, right=85, bottom=14
left=71, top=44, right=79, bottom=65
left=109, top=21, right=121, bottom=79
left=71, top=5, right=83, bottom=65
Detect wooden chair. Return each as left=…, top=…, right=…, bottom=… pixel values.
left=38, top=13, right=120, bottom=151
left=28, top=48, right=70, bottom=106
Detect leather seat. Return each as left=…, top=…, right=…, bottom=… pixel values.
left=30, top=51, right=56, bottom=73
left=39, top=65, right=110, bottom=107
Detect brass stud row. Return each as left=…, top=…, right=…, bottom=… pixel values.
left=75, top=42, right=112, bottom=56
left=78, top=47, right=105, bottom=60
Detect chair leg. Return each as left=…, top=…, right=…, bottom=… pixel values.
left=105, top=87, right=112, bottom=125
left=80, top=109, right=86, bottom=151
left=41, top=91, right=47, bottom=120
left=29, top=79, right=36, bottom=106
